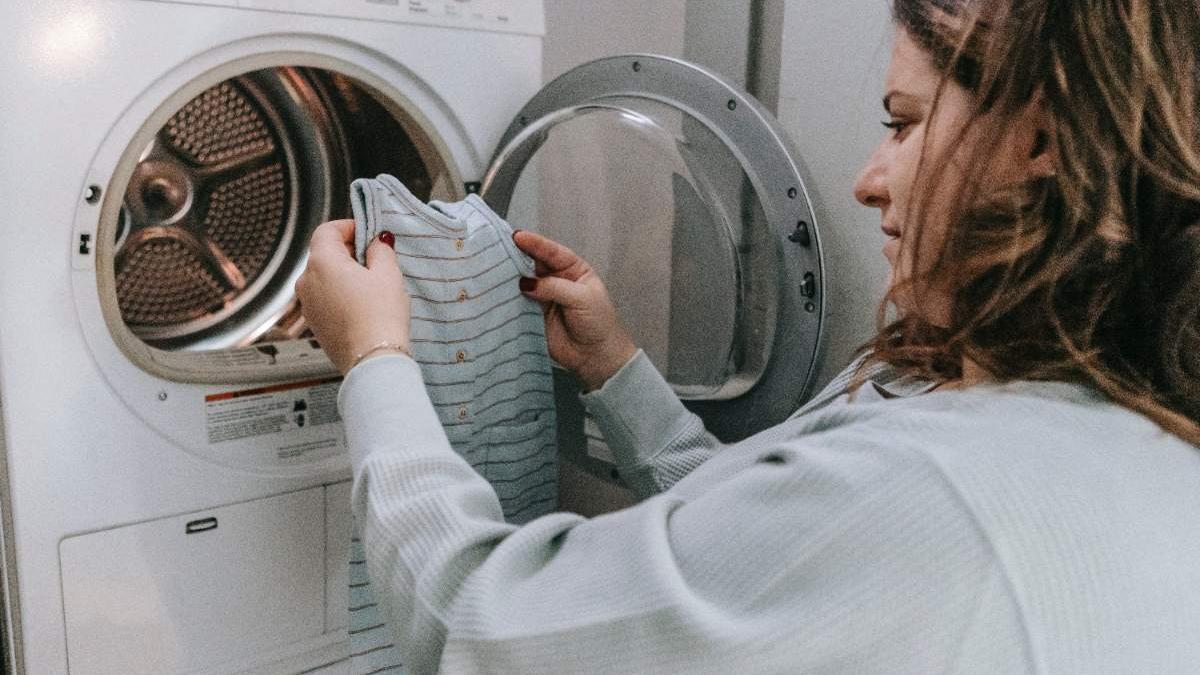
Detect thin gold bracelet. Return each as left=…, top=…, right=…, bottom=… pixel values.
left=349, top=340, right=413, bottom=370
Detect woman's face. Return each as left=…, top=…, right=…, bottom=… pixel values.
left=854, top=28, right=1047, bottom=320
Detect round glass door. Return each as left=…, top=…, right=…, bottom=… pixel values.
left=483, top=55, right=825, bottom=441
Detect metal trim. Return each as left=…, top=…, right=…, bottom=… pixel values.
left=482, top=54, right=827, bottom=441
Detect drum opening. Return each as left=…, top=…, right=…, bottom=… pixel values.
left=107, top=66, right=455, bottom=352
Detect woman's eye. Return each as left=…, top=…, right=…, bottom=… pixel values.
left=882, top=120, right=911, bottom=138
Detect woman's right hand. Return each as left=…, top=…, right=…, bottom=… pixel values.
left=513, top=230, right=637, bottom=392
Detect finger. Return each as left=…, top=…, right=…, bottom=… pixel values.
left=310, top=219, right=357, bottom=258
left=519, top=275, right=591, bottom=308
left=366, top=236, right=400, bottom=274
left=367, top=240, right=408, bottom=297
left=545, top=302, right=563, bottom=329
left=513, top=230, right=588, bottom=281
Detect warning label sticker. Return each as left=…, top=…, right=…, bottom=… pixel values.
left=205, top=377, right=342, bottom=447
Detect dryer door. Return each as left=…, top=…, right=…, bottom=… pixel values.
left=482, top=55, right=825, bottom=447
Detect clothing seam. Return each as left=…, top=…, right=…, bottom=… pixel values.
left=790, top=353, right=896, bottom=419
left=600, top=410, right=646, bottom=492
left=461, top=195, right=536, bottom=277
left=377, top=174, right=467, bottom=234
left=640, top=415, right=715, bottom=492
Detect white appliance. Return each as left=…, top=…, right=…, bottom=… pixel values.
left=0, top=2, right=546, bottom=673
left=0, top=1, right=832, bottom=673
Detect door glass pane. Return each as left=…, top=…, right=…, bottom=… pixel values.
left=500, top=98, right=776, bottom=399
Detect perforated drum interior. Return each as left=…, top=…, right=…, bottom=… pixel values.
left=111, top=66, right=454, bottom=351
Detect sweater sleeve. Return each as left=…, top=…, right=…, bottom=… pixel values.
left=338, top=354, right=1013, bottom=675
left=580, top=350, right=728, bottom=497
left=578, top=350, right=878, bottom=497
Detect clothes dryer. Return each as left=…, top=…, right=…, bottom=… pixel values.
left=0, top=2, right=829, bottom=673
left=1, top=2, right=544, bottom=672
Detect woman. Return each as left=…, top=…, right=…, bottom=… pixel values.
left=296, top=0, right=1200, bottom=672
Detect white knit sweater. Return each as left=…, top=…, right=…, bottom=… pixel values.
left=339, top=349, right=1200, bottom=674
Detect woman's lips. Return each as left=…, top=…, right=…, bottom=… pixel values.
left=882, top=224, right=901, bottom=263
left=883, top=237, right=901, bottom=263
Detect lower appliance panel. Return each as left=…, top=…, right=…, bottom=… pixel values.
left=59, top=487, right=326, bottom=675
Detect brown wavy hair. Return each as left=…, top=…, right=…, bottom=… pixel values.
left=863, top=0, right=1200, bottom=445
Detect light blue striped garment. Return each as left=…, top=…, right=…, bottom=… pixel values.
left=346, top=175, right=558, bottom=674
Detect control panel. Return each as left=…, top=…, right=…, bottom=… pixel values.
left=232, top=0, right=545, bottom=35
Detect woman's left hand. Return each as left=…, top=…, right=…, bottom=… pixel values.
left=295, top=219, right=411, bottom=374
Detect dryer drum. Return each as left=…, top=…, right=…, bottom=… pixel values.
left=110, top=66, right=441, bottom=350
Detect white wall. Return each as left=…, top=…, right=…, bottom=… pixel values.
left=543, top=0, right=687, bottom=83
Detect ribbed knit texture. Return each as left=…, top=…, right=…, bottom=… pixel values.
left=345, top=175, right=556, bottom=675
left=340, top=347, right=1200, bottom=674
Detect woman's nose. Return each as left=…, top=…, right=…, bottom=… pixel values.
left=853, top=151, right=888, bottom=209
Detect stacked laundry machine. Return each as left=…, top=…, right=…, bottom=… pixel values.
left=0, top=1, right=833, bottom=672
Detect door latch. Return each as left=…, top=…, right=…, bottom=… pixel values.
left=800, top=272, right=816, bottom=299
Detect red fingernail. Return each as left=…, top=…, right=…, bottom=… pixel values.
left=512, top=229, right=524, bottom=241
left=378, top=231, right=395, bottom=248
left=518, top=277, right=537, bottom=292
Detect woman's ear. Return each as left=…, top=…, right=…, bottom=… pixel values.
left=994, top=95, right=1056, bottom=185
left=1028, top=127, right=1056, bottom=177
left=1029, top=130, right=1048, bottom=158
left=1024, top=98, right=1056, bottom=178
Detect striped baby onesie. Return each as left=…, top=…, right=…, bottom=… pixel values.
left=345, top=175, right=558, bottom=674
